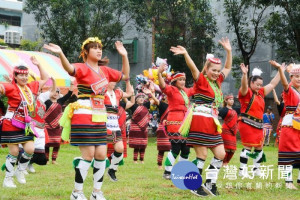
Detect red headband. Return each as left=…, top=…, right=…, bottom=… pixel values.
left=289, top=64, right=300, bottom=76
left=208, top=57, right=221, bottom=64
left=171, top=73, right=185, bottom=83
left=225, top=95, right=234, bottom=100
left=14, top=67, right=28, bottom=74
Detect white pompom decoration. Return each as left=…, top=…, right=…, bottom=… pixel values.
left=206, top=53, right=214, bottom=60
left=155, top=57, right=167, bottom=67
left=252, top=67, right=263, bottom=77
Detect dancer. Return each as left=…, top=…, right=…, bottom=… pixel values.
left=127, top=90, right=151, bottom=164
left=0, top=56, right=48, bottom=188
left=154, top=95, right=171, bottom=170
left=238, top=62, right=281, bottom=179
left=44, top=37, right=129, bottom=200
left=44, top=80, right=74, bottom=164
left=263, top=106, right=274, bottom=146
left=219, top=94, right=239, bottom=166
left=157, top=64, right=193, bottom=180
left=170, top=37, right=231, bottom=196
left=270, top=60, right=300, bottom=189
left=105, top=81, right=133, bottom=182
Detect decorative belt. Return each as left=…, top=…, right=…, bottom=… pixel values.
left=77, top=94, right=104, bottom=99
left=240, top=113, right=263, bottom=129
left=166, top=121, right=182, bottom=125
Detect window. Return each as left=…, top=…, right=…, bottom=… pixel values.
left=0, top=14, right=21, bottom=27
left=122, top=39, right=138, bottom=63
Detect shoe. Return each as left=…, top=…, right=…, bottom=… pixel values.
left=27, top=164, right=35, bottom=173
left=70, top=190, right=87, bottom=200
left=285, top=182, right=298, bottom=190
left=297, top=179, right=300, bottom=186
left=90, top=191, right=106, bottom=200
left=3, top=176, right=17, bottom=188
left=52, top=161, right=57, bottom=165
left=23, top=170, right=29, bottom=175
left=254, top=169, right=261, bottom=177
left=190, top=186, right=209, bottom=197
left=15, top=169, right=26, bottom=184
left=158, top=166, right=163, bottom=170
left=202, top=182, right=219, bottom=196
left=107, top=169, right=118, bottom=182
left=163, top=171, right=171, bottom=180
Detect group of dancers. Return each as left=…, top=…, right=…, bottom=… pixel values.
left=0, top=36, right=299, bottom=200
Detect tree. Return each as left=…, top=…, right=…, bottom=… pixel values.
left=132, top=0, right=217, bottom=84
left=24, top=0, right=145, bottom=62
left=223, top=0, right=271, bottom=79
left=19, top=39, right=42, bottom=51
left=264, top=0, right=300, bottom=62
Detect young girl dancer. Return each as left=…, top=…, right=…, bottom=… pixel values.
left=44, top=37, right=129, bottom=200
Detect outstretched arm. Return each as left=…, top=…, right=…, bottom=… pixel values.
left=219, top=37, right=232, bottom=78
left=240, top=63, right=249, bottom=96
left=269, top=60, right=288, bottom=91
left=122, top=81, right=134, bottom=98
left=170, top=46, right=199, bottom=80
left=143, top=88, right=159, bottom=105
left=272, top=89, right=280, bottom=105
left=158, top=64, right=167, bottom=89
left=43, top=43, right=74, bottom=75
left=31, top=56, right=49, bottom=90
left=264, top=61, right=286, bottom=96
left=115, top=41, right=130, bottom=81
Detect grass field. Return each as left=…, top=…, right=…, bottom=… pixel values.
left=0, top=137, right=299, bottom=200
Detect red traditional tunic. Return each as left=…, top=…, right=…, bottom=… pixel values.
left=279, top=86, right=300, bottom=168
left=156, top=102, right=171, bottom=151
left=69, top=63, right=122, bottom=146
left=219, top=107, right=238, bottom=150
left=187, top=73, right=224, bottom=147
left=1, top=81, right=39, bottom=144
left=161, top=84, right=194, bottom=143
left=238, top=87, right=265, bottom=148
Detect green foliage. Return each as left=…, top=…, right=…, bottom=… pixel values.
left=24, top=0, right=146, bottom=62
left=19, top=39, right=42, bottom=51
left=264, top=0, right=300, bottom=62
left=132, top=0, right=217, bottom=85
left=232, top=56, right=244, bottom=88
left=0, top=39, right=6, bottom=46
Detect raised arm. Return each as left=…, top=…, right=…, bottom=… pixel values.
left=264, top=62, right=286, bottom=96
left=115, top=41, right=130, bottom=81
left=143, top=88, right=159, bottom=105
left=240, top=63, right=249, bottom=96
left=170, top=45, right=199, bottom=80
left=272, top=89, right=280, bottom=105
left=31, top=56, right=49, bottom=90
left=269, top=60, right=288, bottom=91
left=158, top=64, right=167, bottom=89
left=219, top=37, right=232, bottom=78
left=122, top=81, right=134, bottom=98
left=43, top=43, right=75, bottom=75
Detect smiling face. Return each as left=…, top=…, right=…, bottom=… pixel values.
left=174, top=77, right=186, bottom=90
left=50, top=89, right=60, bottom=100
left=205, top=63, right=222, bottom=81
left=136, top=96, right=145, bottom=104
left=83, top=42, right=103, bottom=62
left=250, top=77, right=263, bottom=93
left=290, top=74, right=300, bottom=88
left=14, top=73, right=29, bottom=86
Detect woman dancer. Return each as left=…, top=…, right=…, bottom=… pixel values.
left=270, top=60, right=300, bottom=189
left=170, top=37, right=231, bottom=196
left=0, top=56, right=48, bottom=188
left=44, top=37, right=129, bottom=200
left=157, top=64, right=194, bottom=180
left=219, top=94, right=239, bottom=166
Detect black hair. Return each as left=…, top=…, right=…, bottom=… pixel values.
left=248, top=75, right=263, bottom=87
left=14, top=66, right=28, bottom=83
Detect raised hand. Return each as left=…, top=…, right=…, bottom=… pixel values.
left=170, top=45, right=187, bottom=55
left=240, top=63, right=248, bottom=74
left=115, top=41, right=128, bottom=57
left=30, top=56, right=40, bottom=66
left=3, top=75, right=12, bottom=83
left=142, top=87, right=152, bottom=95
left=158, top=63, right=167, bottom=73
left=219, top=37, right=231, bottom=51
left=43, top=43, right=63, bottom=55
left=269, top=60, right=281, bottom=69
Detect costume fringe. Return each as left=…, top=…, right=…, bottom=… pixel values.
left=1, top=163, right=5, bottom=171
left=60, top=104, right=71, bottom=142
left=179, top=104, right=194, bottom=137
left=246, top=151, right=259, bottom=159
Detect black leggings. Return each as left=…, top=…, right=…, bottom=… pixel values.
left=171, top=142, right=190, bottom=157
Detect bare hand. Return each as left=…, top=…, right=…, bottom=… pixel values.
left=219, top=37, right=231, bottom=51
left=158, top=63, right=167, bottom=73
left=240, top=63, right=248, bottom=74
left=269, top=60, right=281, bottom=69
left=170, top=45, right=187, bottom=55
left=3, top=75, right=12, bottom=83
left=43, top=43, right=63, bottom=55
left=142, top=88, right=152, bottom=95
left=30, top=56, right=40, bottom=66
left=70, top=82, right=75, bottom=91
left=115, top=41, right=128, bottom=57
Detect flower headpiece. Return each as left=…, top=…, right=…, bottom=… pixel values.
left=170, top=72, right=185, bottom=83
left=289, top=64, right=300, bottom=76
left=206, top=53, right=221, bottom=64
left=81, top=37, right=102, bottom=50
left=252, top=67, right=263, bottom=77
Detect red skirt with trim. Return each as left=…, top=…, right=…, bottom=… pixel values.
left=156, top=123, right=171, bottom=151
left=238, top=121, right=263, bottom=148
left=278, top=126, right=300, bottom=168
left=221, top=128, right=237, bottom=150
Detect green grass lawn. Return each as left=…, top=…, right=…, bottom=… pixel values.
left=0, top=137, right=299, bottom=200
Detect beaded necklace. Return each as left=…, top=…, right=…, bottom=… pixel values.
left=205, top=76, right=223, bottom=108
left=179, top=89, right=189, bottom=108
left=17, top=85, right=34, bottom=113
